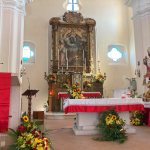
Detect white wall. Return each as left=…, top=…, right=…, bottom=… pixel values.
left=22, top=0, right=135, bottom=112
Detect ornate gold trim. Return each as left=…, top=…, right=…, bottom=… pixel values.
left=49, top=12, right=96, bottom=73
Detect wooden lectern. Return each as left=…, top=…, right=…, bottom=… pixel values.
left=22, top=89, right=39, bottom=121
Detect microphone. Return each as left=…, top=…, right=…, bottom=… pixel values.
left=27, top=77, right=30, bottom=90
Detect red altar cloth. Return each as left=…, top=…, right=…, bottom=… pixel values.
left=0, top=73, right=11, bottom=133
left=58, top=92, right=101, bottom=99
left=64, top=99, right=145, bottom=114
left=143, top=108, right=150, bottom=127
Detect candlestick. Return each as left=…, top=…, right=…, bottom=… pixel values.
left=62, top=67, right=63, bottom=75
left=83, top=50, right=84, bottom=60
left=66, top=49, right=67, bottom=60
left=85, top=58, right=86, bottom=71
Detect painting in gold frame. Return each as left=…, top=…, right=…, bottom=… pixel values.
left=50, top=12, right=96, bottom=73
left=58, top=27, right=88, bottom=72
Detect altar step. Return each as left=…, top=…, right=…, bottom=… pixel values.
left=44, top=112, right=76, bottom=120
left=72, top=125, right=136, bottom=136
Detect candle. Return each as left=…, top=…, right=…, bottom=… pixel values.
left=58, top=49, right=59, bottom=60
left=67, top=58, right=68, bottom=69
left=83, top=50, right=84, bottom=60
left=62, top=67, right=63, bottom=74
left=98, top=50, right=99, bottom=60
left=51, top=49, right=52, bottom=60
left=58, top=49, right=59, bottom=69
left=66, top=49, right=67, bottom=60
left=85, top=58, right=86, bottom=71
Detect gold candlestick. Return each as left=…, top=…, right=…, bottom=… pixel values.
left=65, top=68, right=69, bottom=77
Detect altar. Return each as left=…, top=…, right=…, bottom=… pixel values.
left=64, top=98, right=145, bottom=135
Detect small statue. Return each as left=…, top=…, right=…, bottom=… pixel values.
left=143, top=83, right=150, bottom=102
left=143, top=47, right=150, bottom=77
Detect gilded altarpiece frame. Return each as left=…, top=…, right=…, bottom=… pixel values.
left=50, top=12, right=96, bottom=73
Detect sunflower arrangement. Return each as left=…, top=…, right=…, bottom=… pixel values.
left=130, top=110, right=145, bottom=126
left=67, top=85, right=85, bottom=99
left=93, top=107, right=128, bottom=143
left=61, top=83, right=69, bottom=89
left=5, top=112, right=53, bottom=150
left=48, top=74, right=57, bottom=83
left=83, top=78, right=93, bottom=91
left=94, top=73, right=104, bottom=84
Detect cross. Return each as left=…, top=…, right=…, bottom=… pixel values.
left=74, top=55, right=79, bottom=71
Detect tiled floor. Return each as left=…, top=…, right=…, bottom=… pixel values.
left=2, top=119, right=150, bottom=150
left=44, top=119, right=150, bottom=150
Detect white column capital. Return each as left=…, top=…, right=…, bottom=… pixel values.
left=125, top=0, right=150, bottom=22
left=0, top=0, right=33, bottom=17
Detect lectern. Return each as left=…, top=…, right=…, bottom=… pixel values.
left=22, top=89, right=39, bottom=121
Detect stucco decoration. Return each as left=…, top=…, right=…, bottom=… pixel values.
left=125, top=0, right=150, bottom=22
left=0, top=0, right=33, bottom=16
left=63, top=0, right=82, bottom=11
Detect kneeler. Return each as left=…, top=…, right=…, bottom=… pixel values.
left=0, top=73, right=11, bottom=133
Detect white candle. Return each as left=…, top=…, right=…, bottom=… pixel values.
left=58, top=49, right=59, bottom=69
left=98, top=50, right=99, bottom=60
left=67, top=58, right=68, bottom=69
left=83, top=50, right=84, bottom=60
left=51, top=49, right=52, bottom=60
left=58, top=60, right=59, bottom=69
left=85, top=58, right=86, bottom=70
left=66, top=49, right=67, bottom=60
left=58, top=49, right=59, bottom=60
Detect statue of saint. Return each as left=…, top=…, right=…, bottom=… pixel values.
left=143, top=47, right=150, bottom=77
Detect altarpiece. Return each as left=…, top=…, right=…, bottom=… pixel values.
left=45, top=12, right=104, bottom=111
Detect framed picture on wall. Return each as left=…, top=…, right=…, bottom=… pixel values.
left=50, top=12, right=96, bottom=73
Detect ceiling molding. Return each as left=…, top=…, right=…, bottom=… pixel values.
left=124, top=0, right=136, bottom=7
left=125, top=0, right=150, bottom=22
left=0, top=0, right=33, bottom=17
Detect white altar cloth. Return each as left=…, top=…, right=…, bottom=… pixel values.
left=64, top=98, right=145, bottom=135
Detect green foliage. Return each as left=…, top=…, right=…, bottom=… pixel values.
left=96, top=79, right=104, bottom=84
left=93, top=107, right=128, bottom=143
left=130, top=93, right=142, bottom=98
left=130, top=110, right=145, bottom=125
left=47, top=100, right=49, bottom=106
left=5, top=111, right=54, bottom=150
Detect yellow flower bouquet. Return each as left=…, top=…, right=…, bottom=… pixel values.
left=61, top=83, right=69, bottom=89
left=130, top=110, right=145, bottom=126
left=5, top=112, right=54, bottom=150
left=67, top=85, right=85, bottom=99
left=83, top=78, right=93, bottom=91
left=93, top=107, right=127, bottom=143
left=94, top=74, right=104, bottom=84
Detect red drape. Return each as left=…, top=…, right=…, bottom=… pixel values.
left=0, top=73, right=11, bottom=133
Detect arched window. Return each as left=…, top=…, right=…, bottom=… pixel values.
left=67, top=0, right=79, bottom=11
left=108, top=48, right=123, bottom=61
left=23, top=46, right=34, bottom=61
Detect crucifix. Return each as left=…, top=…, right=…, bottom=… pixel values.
left=74, top=55, right=79, bottom=71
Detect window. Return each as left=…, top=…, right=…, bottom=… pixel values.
left=107, top=44, right=128, bottom=65
left=23, top=46, right=34, bottom=61
left=23, top=41, right=36, bottom=64
left=108, top=48, right=122, bottom=61
left=67, top=0, right=79, bottom=11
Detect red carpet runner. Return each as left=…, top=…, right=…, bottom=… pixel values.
left=0, top=73, right=11, bottom=133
